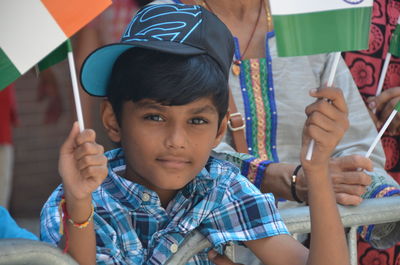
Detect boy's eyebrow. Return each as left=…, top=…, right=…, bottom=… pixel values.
left=135, top=101, right=167, bottom=111
left=190, top=105, right=217, bottom=115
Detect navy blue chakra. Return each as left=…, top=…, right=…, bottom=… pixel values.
left=342, top=0, right=364, bottom=4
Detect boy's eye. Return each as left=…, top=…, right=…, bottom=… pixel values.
left=189, top=118, right=208, bottom=125
left=144, top=114, right=164, bottom=122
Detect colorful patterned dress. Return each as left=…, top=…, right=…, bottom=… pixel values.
left=343, top=0, right=400, bottom=264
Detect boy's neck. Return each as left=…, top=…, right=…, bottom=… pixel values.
left=123, top=169, right=178, bottom=208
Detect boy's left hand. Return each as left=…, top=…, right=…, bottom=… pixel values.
left=301, top=87, right=349, bottom=171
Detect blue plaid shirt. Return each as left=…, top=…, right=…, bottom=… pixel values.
left=40, top=148, right=288, bottom=264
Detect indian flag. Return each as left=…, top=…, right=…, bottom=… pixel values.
left=269, top=0, right=373, bottom=57
left=37, top=40, right=72, bottom=72
left=0, top=0, right=111, bottom=91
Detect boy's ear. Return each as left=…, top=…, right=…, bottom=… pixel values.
left=213, top=112, right=229, bottom=148
left=101, top=100, right=121, bottom=143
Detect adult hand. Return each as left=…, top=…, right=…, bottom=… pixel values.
left=367, top=87, right=400, bottom=134
left=296, top=155, right=372, bottom=206
left=208, top=250, right=243, bottom=265
left=37, top=68, right=63, bottom=124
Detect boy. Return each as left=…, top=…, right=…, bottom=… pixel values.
left=41, top=4, right=350, bottom=265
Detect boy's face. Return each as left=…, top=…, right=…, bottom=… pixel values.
left=103, top=97, right=227, bottom=204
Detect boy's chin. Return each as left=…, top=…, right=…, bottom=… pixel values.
left=153, top=177, right=195, bottom=191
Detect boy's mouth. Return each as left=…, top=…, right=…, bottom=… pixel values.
left=156, top=156, right=191, bottom=169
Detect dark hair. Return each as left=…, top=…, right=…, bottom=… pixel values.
left=107, top=47, right=229, bottom=125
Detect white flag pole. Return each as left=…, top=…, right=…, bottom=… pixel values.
left=67, top=51, right=85, bottom=132
left=375, top=53, right=391, bottom=97
left=365, top=105, right=399, bottom=158
left=306, top=52, right=341, bottom=160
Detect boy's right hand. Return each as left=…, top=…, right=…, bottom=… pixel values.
left=301, top=87, right=350, bottom=172
left=59, top=122, right=108, bottom=202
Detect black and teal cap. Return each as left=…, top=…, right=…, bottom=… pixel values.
left=80, top=4, right=234, bottom=97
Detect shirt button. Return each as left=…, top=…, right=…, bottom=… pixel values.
left=170, top=243, right=178, bottom=253
left=142, top=193, right=150, bottom=202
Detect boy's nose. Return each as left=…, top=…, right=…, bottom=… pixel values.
left=165, top=124, right=187, bottom=149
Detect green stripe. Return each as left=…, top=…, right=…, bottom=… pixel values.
left=258, top=59, right=273, bottom=160
left=395, top=100, right=400, bottom=112
left=0, top=48, right=21, bottom=91
left=389, top=24, right=400, bottom=57
left=273, top=7, right=372, bottom=57
left=38, top=40, right=72, bottom=71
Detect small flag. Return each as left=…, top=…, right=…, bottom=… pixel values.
left=269, top=0, right=373, bottom=57
left=38, top=40, right=72, bottom=72
left=389, top=21, right=400, bottom=57
left=0, top=0, right=111, bottom=91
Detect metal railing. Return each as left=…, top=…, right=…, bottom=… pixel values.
left=0, top=238, right=78, bottom=265
left=1, top=197, right=399, bottom=265
left=166, top=197, right=400, bottom=265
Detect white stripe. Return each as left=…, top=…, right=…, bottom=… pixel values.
left=269, top=0, right=373, bottom=15
left=0, top=0, right=66, bottom=74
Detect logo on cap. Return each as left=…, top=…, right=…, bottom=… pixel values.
left=122, top=4, right=203, bottom=43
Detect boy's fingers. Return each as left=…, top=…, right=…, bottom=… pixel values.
left=305, top=99, right=342, bottom=121
left=310, top=87, right=348, bottom=114
left=60, top=122, right=80, bottom=155
left=74, top=142, right=105, bottom=161
left=75, top=129, right=97, bottom=146
left=77, top=154, right=108, bottom=171
left=81, top=165, right=108, bottom=180
left=306, top=111, right=337, bottom=133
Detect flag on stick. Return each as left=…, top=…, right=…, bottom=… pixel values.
left=269, top=0, right=373, bottom=160
left=375, top=17, right=400, bottom=96
left=0, top=0, right=111, bottom=91
left=269, top=0, right=373, bottom=57
left=38, top=40, right=72, bottom=72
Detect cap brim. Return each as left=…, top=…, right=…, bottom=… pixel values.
left=80, top=41, right=206, bottom=97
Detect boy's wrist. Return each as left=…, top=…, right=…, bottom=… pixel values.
left=64, top=194, right=93, bottom=223
left=302, top=162, right=329, bottom=177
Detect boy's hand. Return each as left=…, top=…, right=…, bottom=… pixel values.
left=59, top=122, right=108, bottom=202
left=301, top=87, right=349, bottom=171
